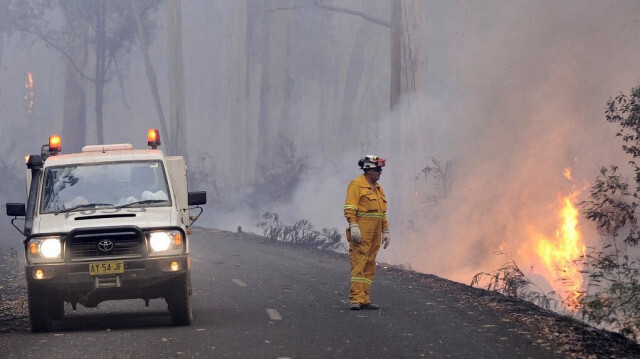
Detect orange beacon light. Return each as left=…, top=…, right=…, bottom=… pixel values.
left=148, top=129, right=161, bottom=149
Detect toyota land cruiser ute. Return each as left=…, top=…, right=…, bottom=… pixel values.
left=5, top=129, right=206, bottom=332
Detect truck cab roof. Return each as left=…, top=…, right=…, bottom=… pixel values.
left=43, top=144, right=166, bottom=167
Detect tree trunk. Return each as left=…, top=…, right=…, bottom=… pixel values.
left=63, top=62, right=87, bottom=152
left=166, top=0, right=187, bottom=157
left=131, top=0, right=169, bottom=152
left=391, top=0, right=426, bottom=104
left=390, top=0, right=402, bottom=110
left=0, top=34, right=3, bottom=100
left=95, top=0, right=106, bottom=144
left=255, top=0, right=293, bottom=173
left=390, top=0, right=427, bottom=226
left=390, top=0, right=427, bottom=156
left=337, top=21, right=368, bottom=151
left=229, top=0, right=248, bottom=181
left=62, top=5, right=89, bottom=151
left=62, top=24, right=88, bottom=152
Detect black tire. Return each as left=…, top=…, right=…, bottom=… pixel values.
left=49, top=292, right=65, bottom=320
left=27, top=283, right=51, bottom=333
left=166, top=273, right=192, bottom=326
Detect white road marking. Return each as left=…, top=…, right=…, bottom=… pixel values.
left=232, top=279, right=247, bottom=287
left=266, top=308, right=282, bottom=320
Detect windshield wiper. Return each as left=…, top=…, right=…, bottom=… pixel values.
left=55, top=203, right=115, bottom=215
left=115, top=199, right=167, bottom=209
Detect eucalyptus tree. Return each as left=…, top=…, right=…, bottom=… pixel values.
left=576, top=86, right=640, bottom=339
left=7, top=0, right=162, bottom=146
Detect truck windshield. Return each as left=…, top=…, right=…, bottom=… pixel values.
left=41, top=161, right=171, bottom=214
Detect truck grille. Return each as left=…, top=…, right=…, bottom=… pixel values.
left=67, top=227, right=145, bottom=261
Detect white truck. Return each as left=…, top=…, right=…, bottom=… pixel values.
left=5, top=129, right=206, bottom=332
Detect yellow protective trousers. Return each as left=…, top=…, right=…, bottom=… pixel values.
left=349, top=217, right=383, bottom=305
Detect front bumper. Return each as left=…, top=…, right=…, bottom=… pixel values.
left=25, top=256, right=190, bottom=306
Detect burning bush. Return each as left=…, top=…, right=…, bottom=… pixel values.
left=472, top=86, right=640, bottom=341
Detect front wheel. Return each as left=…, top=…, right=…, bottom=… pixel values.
left=166, top=273, right=192, bottom=326
left=27, top=283, right=51, bottom=333
left=49, top=292, right=65, bottom=320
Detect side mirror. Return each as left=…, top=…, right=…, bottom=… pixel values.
left=188, top=191, right=206, bottom=206
left=6, top=203, right=26, bottom=217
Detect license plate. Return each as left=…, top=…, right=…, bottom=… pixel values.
left=89, top=261, right=124, bottom=275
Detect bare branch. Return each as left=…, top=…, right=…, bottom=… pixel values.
left=314, top=0, right=390, bottom=28
left=23, top=27, right=94, bottom=83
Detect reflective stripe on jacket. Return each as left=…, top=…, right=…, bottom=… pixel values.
left=344, top=174, right=388, bottom=231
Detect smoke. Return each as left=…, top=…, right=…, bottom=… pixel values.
left=3, top=0, right=640, bottom=288
left=370, top=0, right=640, bottom=284
left=226, top=0, right=640, bottom=288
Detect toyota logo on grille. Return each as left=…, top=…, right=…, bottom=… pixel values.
left=97, top=240, right=114, bottom=253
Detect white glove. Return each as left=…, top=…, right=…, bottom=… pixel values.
left=382, top=229, right=390, bottom=249
left=349, top=223, right=361, bottom=243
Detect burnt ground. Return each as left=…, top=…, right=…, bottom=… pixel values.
left=0, top=248, right=30, bottom=333
left=2, top=230, right=640, bottom=358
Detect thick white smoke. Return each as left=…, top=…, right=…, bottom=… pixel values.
left=253, top=0, right=640, bottom=289
left=3, top=1, right=640, bottom=290
left=372, top=1, right=640, bottom=285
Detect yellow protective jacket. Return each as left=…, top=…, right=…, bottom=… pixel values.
left=344, top=174, right=389, bottom=231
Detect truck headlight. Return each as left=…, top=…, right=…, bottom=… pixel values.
left=150, top=232, right=172, bottom=251
left=40, top=238, right=62, bottom=258
left=148, top=230, right=184, bottom=255
left=28, top=236, right=63, bottom=263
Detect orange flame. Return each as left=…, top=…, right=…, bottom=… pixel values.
left=24, top=72, right=34, bottom=114
left=535, top=192, right=584, bottom=309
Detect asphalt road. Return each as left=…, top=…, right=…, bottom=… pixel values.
left=0, top=228, right=561, bottom=359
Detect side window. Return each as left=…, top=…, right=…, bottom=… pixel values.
left=42, top=170, right=58, bottom=212
left=42, top=167, right=81, bottom=212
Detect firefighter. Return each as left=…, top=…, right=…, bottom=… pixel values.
left=344, top=155, right=390, bottom=310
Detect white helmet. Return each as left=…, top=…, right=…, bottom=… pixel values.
left=358, top=155, right=386, bottom=169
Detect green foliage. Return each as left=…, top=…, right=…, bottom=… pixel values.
left=574, top=244, right=640, bottom=340
left=603, top=87, right=640, bottom=245
left=607, top=86, right=640, bottom=163
left=581, top=166, right=635, bottom=240
left=575, top=85, right=640, bottom=340
left=471, top=253, right=558, bottom=310
left=577, top=161, right=640, bottom=340
left=257, top=212, right=343, bottom=251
